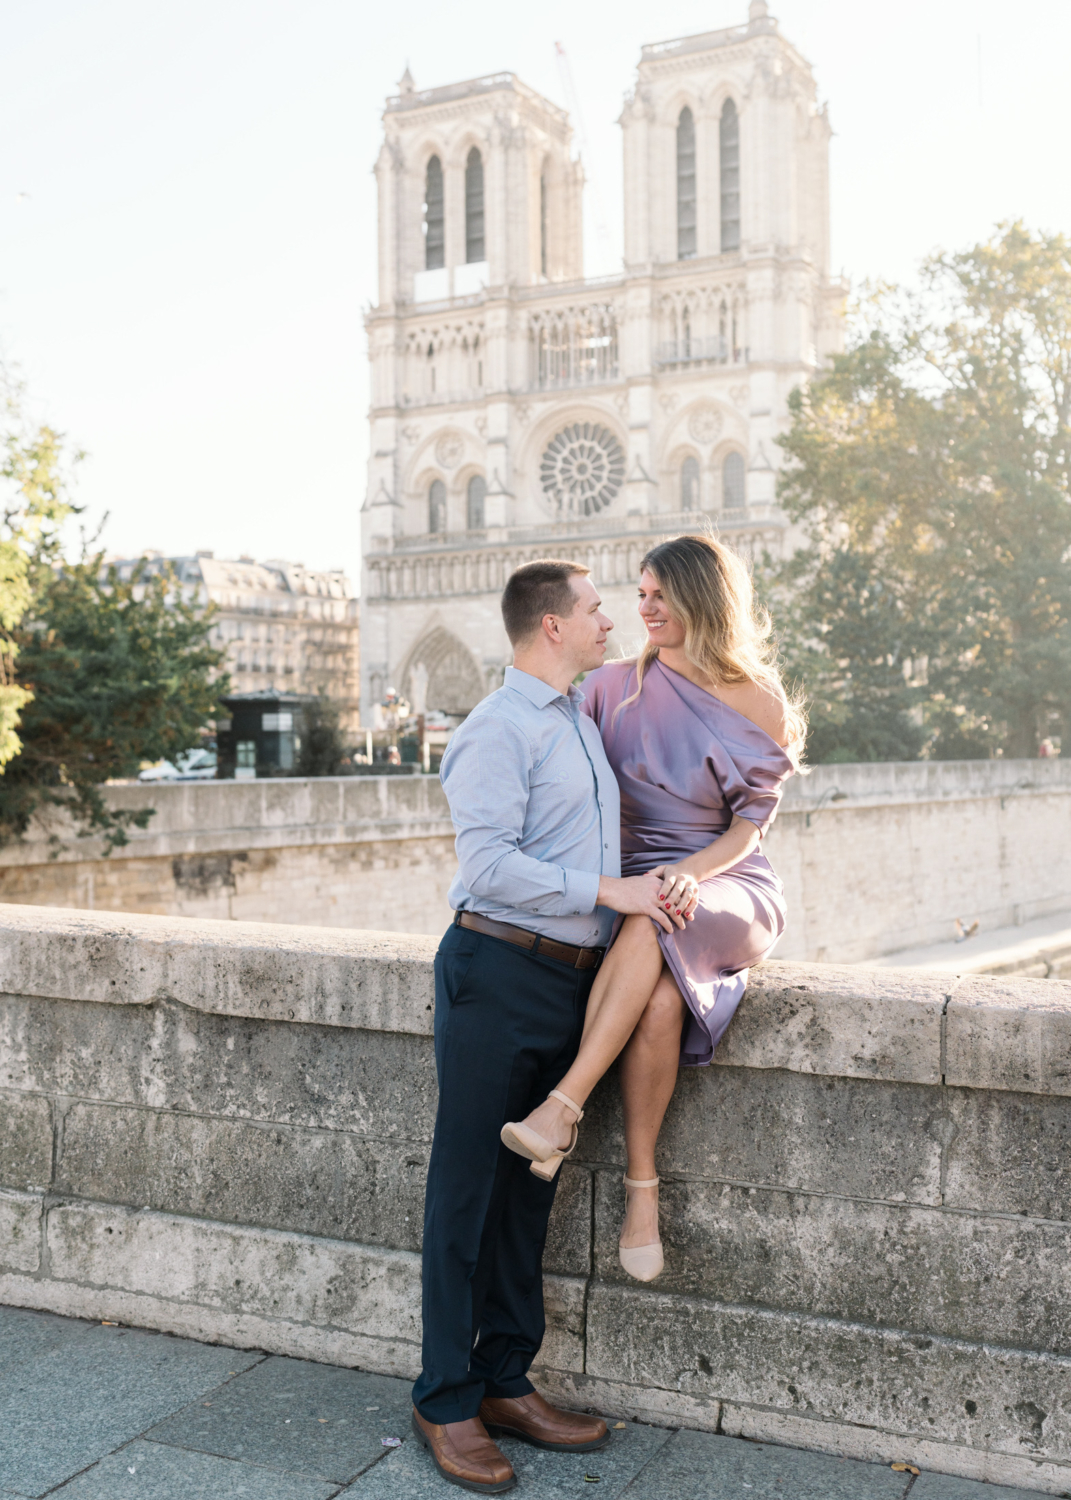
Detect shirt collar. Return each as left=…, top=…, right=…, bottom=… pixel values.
left=504, top=665, right=584, bottom=709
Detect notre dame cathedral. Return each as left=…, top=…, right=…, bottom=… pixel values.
left=360, top=0, right=845, bottom=722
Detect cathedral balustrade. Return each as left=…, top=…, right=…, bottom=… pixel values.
left=527, top=304, right=620, bottom=391
left=365, top=507, right=782, bottom=599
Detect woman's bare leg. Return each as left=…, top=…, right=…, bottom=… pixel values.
left=618, top=969, right=686, bottom=1247
left=514, top=914, right=664, bottom=1150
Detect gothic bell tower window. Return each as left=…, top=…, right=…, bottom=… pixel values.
left=676, top=107, right=697, bottom=260
left=424, top=156, right=444, bottom=270
left=465, top=148, right=485, bottom=263
left=720, top=100, right=740, bottom=252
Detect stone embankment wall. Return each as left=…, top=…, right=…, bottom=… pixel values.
left=1, top=904, right=1070, bottom=1492
left=0, top=760, right=1069, bottom=964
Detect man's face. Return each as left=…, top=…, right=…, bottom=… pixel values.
left=557, top=575, right=613, bottom=674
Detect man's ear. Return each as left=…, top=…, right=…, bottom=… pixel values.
left=540, top=612, right=563, bottom=645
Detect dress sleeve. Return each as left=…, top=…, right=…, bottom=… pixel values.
left=719, top=741, right=794, bottom=836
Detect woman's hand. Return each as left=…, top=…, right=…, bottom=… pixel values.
left=651, top=864, right=701, bottom=921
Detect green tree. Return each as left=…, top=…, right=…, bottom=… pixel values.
left=0, top=372, right=76, bottom=765
left=771, top=223, right=1071, bottom=762
left=0, top=556, right=227, bottom=851
left=296, top=694, right=346, bottom=777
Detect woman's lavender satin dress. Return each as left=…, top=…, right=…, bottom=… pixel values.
left=581, top=658, right=795, bottom=1067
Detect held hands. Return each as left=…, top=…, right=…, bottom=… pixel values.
left=651, top=864, right=700, bottom=922
left=596, top=871, right=687, bottom=933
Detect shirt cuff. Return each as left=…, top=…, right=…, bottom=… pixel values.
left=561, top=867, right=601, bottom=918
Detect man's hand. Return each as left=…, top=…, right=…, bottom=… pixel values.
left=596, top=872, right=685, bottom=933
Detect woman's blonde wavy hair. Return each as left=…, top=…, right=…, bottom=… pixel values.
left=613, top=532, right=807, bottom=767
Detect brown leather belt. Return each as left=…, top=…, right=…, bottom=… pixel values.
left=455, top=910, right=604, bottom=970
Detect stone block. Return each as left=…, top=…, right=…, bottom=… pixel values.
left=47, top=1201, right=424, bottom=1349
left=946, top=977, right=1071, bottom=1098
left=0, top=1188, right=42, bottom=1272
left=585, top=1282, right=1071, bottom=1464
left=55, top=1440, right=338, bottom=1500
left=543, top=1164, right=591, bottom=1276
left=537, top=1273, right=586, bottom=1374
left=0, top=994, right=438, bottom=1136
left=0, top=904, right=438, bottom=1033
left=719, top=962, right=948, bottom=1084
left=56, top=1103, right=431, bottom=1250
left=0, top=1088, right=52, bottom=1190
left=576, top=1066, right=944, bottom=1205
left=592, top=1172, right=1071, bottom=1352
left=944, top=1086, right=1071, bottom=1220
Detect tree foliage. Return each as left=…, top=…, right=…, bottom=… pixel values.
left=770, top=222, right=1071, bottom=762
left=296, top=694, right=346, bottom=777
left=0, top=372, right=76, bottom=767
left=0, top=557, right=227, bottom=850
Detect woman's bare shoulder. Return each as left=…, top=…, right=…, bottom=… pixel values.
left=719, top=679, right=792, bottom=747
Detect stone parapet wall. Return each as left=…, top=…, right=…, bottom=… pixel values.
left=1, top=905, right=1070, bottom=1491
left=1, top=760, right=1069, bottom=963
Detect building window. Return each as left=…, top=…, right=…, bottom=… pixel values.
left=529, top=305, right=619, bottom=390
left=540, top=173, right=548, bottom=277
left=465, top=148, right=485, bottom=263
left=467, top=474, right=486, bottom=530
left=677, top=107, right=697, bottom=260
left=681, top=456, right=700, bottom=510
left=424, top=155, right=444, bottom=270
left=720, top=99, right=740, bottom=252
left=429, top=478, right=447, bottom=533
left=723, top=451, right=746, bottom=508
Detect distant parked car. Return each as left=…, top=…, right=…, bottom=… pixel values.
left=138, top=748, right=217, bottom=782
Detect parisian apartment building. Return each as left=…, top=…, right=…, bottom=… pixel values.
left=108, top=552, right=360, bottom=729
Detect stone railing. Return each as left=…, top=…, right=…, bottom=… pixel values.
left=0, top=761, right=1067, bottom=966
left=1, top=905, right=1070, bottom=1492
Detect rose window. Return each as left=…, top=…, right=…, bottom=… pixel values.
left=539, top=424, right=626, bottom=517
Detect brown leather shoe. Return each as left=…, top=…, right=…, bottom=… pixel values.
left=479, top=1390, right=610, bottom=1453
left=411, top=1408, right=516, bottom=1493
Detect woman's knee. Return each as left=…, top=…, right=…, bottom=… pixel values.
left=635, top=974, right=685, bottom=1041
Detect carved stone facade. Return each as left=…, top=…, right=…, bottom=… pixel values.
left=361, top=1, right=846, bottom=720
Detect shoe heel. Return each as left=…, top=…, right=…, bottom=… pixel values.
left=530, top=1153, right=563, bottom=1181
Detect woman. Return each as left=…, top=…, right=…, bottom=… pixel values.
left=501, top=533, right=804, bottom=1281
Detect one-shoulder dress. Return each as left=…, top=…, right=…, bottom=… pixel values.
left=580, top=658, right=795, bottom=1067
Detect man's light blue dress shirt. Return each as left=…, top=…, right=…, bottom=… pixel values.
left=440, top=666, right=621, bottom=947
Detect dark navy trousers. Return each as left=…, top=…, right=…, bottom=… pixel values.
left=412, top=922, right=595, bottom=1424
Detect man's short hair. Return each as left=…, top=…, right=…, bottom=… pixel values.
left=501, top=559, right=591, bottom=646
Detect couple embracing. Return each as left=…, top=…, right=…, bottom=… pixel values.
left=411, top=534, right=805, bottom=1493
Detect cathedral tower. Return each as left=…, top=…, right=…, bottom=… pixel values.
left=361, top=2, right=845, bottom=723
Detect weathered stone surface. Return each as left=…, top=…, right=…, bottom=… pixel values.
left=717, top=963, right=949, bottom=1084
left=57, top=1103, right=431, bottom=1250
left=944, top=1087, right=1071, bottom=1220
left=0, top=904, right=437, bottom=1033
left=47, top=1202, right=420, bottom=1343
left=585, top=1282, right=1071, bottom=1464
left=946, top=976, right=1071, bottom=1098
left=0, top=1188, right=42, bottom=1272
left=592, top=1173, right=1071, bottom=1352
left=576, top=1066, right=944, bottom=1205
left=0, top=1088, right=52, bottom=1191
left=543, top=1165, right=591, bottom=1277
left=0, top=994, right=438, bottom=1136
left=538, top=1273, right=586, bottom=1374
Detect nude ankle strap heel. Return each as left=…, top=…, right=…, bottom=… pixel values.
left=619, top=1174, right=664, bottom=1283
left=500, top=1090, right=585, bottom=1182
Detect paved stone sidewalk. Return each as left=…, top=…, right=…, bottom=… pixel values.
left=0, top=1305, right=1040, bottom=1499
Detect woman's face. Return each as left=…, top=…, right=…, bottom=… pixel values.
left=637, top=569, right=686, bottom=649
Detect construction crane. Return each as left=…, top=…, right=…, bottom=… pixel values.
left=554, top=41, right=614, bottom=271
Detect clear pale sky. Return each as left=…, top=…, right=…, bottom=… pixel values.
left=2, top=0, right=1069, bottom=588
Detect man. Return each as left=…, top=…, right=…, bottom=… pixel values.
left=411, top=559, right=682, bottom=1493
